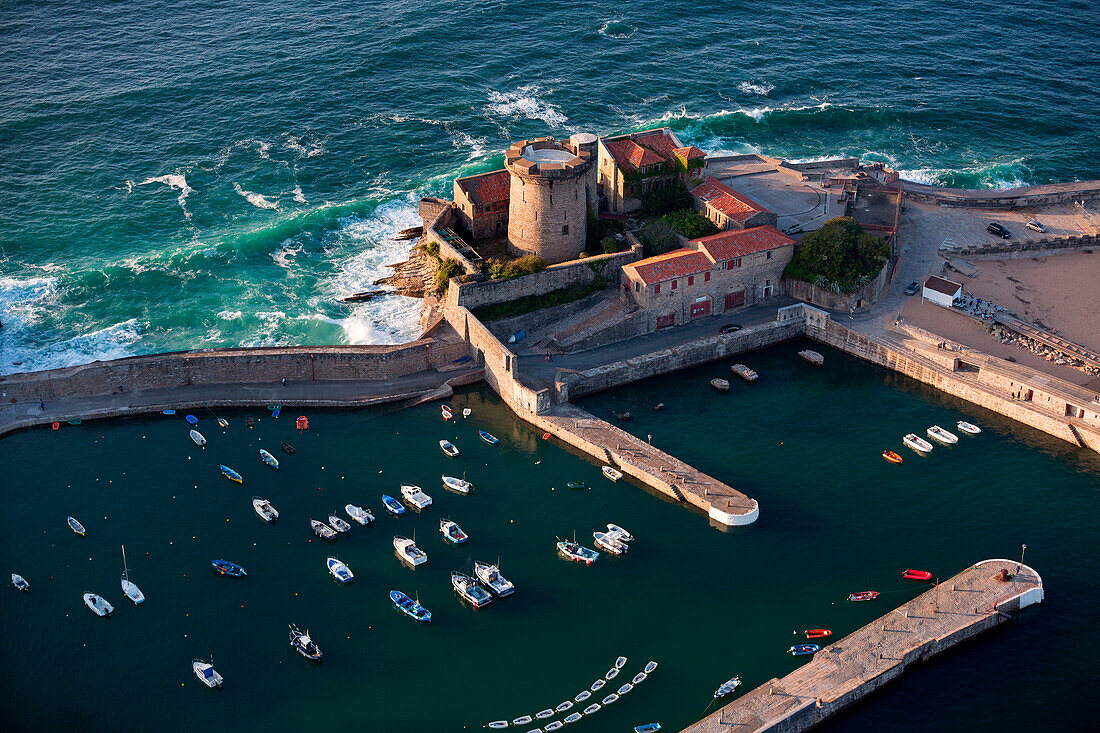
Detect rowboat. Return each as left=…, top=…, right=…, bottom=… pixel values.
left=536, top=708, right=554, bottom=719
left=439, top=439, right=459, bottom=457
left=220, top=465, right=243, bottom=483
left=253, top=497, right=278, bottom=522
left=590, top=679, right=605, bottom=691
left=848, top=590, right=879, bottom=602
left=903, top=434, right=933, bottom=453
left=710, top=378, right=730, bottom=392
left=604, top=667, right=620, bottom=680
left=615, top=655, right=627, bottom=669
left=311, top=519, right=337, bottom=541
left=217, top=418, right=229, bottom=429
left=512, top=715, right=532, bottom=726
left=644, top=661, right=658, bottom=673
left=259, top=449, right=279, bottom=469
left=957, top=420, right=982, bottom=434
left=462, top=408, right=472, bottom=418
left=211, top=559, right=246, bottom=577
left=583, top=703, right=601, bottom=714
left=600, top=693, right=618, bottom=705
left=556, top=700, right=573, bottom=712
left=731, top=363, right=758, bottom=382
left=607, top=525, right=634, bottom=543
left=788, top=644, right=820, bottom=656
left=927, top=425, right=958, bottom=444
left=394, top=536, right=427, bottom=566
left=11, top=574, right=29, bottom=591
left=602, top=466, right=622, bottom=481
left=882, top=450, right=903, bottom=464
left=401, top=484, right=432, bottom=510
left=798, top=349, right=824, bottom=366
left=345, top=504, right=374, bottom=525
left=440, top=518, right=468, bottom=544
left=442, top=475, right=473, bottom=494
left=281, top=442, right=296, bottom=454
left=803, top=629, right=831, bottom=639
left=487, top=723, right=508, bottom=730
left=190, top=429, right=206, bottom=446
left=381, top=494, right=405, bottom=516
left=566, top=481, right=587, bottom=490
left=479, top=429, right=499, bottom=445
left=67, top=516, right=86, bottom=536
left=441, top=404, right=453, bottom=420
left=185, top=414, right=198, bottom=425
left=327, top=557, right=354, bottom=583
left=328, top=514, right=352, bottom=533
left=902, top=569, right=933, bottom=581
left=634, top=725, right=662, bottom=733
left=193, top=659, right=222, bottom=688
left=451, top=571, right=492, bottom=607
left=390, top=589, right=431, bottom=622
left=83, top=592, right=113, bottom=616
left=632, top=672, right=647, bottom=684
left=289, top=624, right=323, bottom=663
left=545, top=721, right=563, bottom=731
left=714, top=675, right=742, bottom=698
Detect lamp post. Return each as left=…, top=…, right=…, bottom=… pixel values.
left=1016, top=543, right=1027, bottom=575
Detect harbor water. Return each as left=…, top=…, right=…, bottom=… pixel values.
left=2, top=341, right=1097, bottom=731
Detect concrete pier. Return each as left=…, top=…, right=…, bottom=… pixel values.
left=682, top=559, right=1043, bottom=732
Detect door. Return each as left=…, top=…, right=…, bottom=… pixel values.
left=656, top=314, right=676, bottom=329
left=690, top=297, right=711, bottom=319
left=724, top=290, right=745, bottom=310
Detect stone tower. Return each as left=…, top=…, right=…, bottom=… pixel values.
left=505, top=137, right=594, bottom=264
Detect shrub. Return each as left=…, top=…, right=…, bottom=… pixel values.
left=601, top=237, right=625, bottom=254
left=784, top=217, right=890, bottom=293
left=662, top=209, right=719, bottom=239
left=640, top=181, right=692, bottom=217
left=434, top=257, right=462, bottom=293
left=636, top=219, right=679, bottom=258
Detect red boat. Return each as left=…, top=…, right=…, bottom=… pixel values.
left=848, top=591, right=880, bottom=602
left=882, top=450, right=903, bottom=464
left=902, top=569, right=933, bottom=581
left=296, top=416, right=309, bottom=430
left=804, top=629, right=832, bottom=639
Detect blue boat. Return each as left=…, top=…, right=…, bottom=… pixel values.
left=211, top=559, right=246, bottom=577
left=272, top=408, right=281, bottom=418
left=634, top=725, right=662, bottom=733
left=787, top=644, right=820, bottom=656
left=327, top=557, right=354, bottom=584
left=185, top=414, right=198, bottom=425
left=381, top=494, right=405, bottom=516
left=478, top=429, right=499, bottom=445
left=162, top=409, right=176, bottom=415
left=220, top=465, right=243, bottom=483
left=390, top=590, right=431, bottom=622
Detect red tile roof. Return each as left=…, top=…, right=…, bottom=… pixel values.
left=604, top=129, right=683, bottom=173
left=456, top=169, right=510, bottom=207
left=622, top=248, right=713, bottom=286
left=691, top=177, right=769, bottom=223
left=674, top=145, right=706, bottom=161
left=692, top=226, right=795, bottom=260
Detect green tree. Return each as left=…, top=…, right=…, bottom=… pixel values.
left=661, top=209, right=719, bottom=239
left=636, top=219, right=679, bottom=258
left=784, top=217, right=890, bottom=292
left=640, top=181, right=692, bottom=217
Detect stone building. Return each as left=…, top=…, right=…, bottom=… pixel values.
left=504, top=136, right=595, bottom=264
left=691, top=177, right=777, bottom=230
left=453, top=169, right=510, bottom=240
left=597, top=127, right=707, bottom=214
left=621, top=225, right=795, bottom=330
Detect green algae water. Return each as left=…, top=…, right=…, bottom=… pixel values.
left=2, top=341, right=1097, bottom=731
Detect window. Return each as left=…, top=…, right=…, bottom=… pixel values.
left=766, top=251, right=772, bottom=260
left=562, top=225, right=569, bottom=235
left=534, top=210, right=537, bottom=220
left=671, top=280, right=678, bottom=290
left=655, top=283, right=661, bottom=294
left=704, top=271, right=710, bottom=282
left=549, top=194, right=553, bottom=205
left=725, top=257, right=741, bottom=269
left=634, top=281, right=640, bottom=292
left=688, top=276, right=694, bottom=286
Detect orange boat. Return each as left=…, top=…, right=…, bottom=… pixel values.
left=296, top=416, right=309, bottom=430
left=882, top=450, right=903, bottom=464
left=803, top=629, right=832, bottom=639
left=902, top=569, right=933, bottom=581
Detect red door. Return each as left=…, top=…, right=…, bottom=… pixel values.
left=656, top=314, right=676, bottom=329
left=690, top=298, right=711, bottom=319
left=724, top=290, right=745, bottom=310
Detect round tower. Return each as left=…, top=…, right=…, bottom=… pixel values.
left=505, top=137, right=593, bottom=264
left=569, top=132, right=599, bottom=217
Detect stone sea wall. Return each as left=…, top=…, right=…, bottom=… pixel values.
left=946, top=233, right=1097, bottom=260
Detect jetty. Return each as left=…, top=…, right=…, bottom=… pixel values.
left=682, top=559, right=1043, bottom=732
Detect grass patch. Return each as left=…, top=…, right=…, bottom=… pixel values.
left=472, top=278, right=607, bottom=322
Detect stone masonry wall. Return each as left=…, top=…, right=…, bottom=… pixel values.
left=783, top=261, right=890, bottom=311
left=946, top=233, right=1097, bottom=260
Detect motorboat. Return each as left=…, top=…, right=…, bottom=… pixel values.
left=710, top=378, right=730, bottom=392
left=217, top=418, right=229, bottom=429
left=439, top=439, right=459, bottom=457
left=731, top=363, right=759, bottom=382
left=788, top=644, right=820, bottom=656
left=804, top=629, right=832, bottom=639
left=634, top=724, right=662, bottom=732
left=903, top=434, right=933, bottom=453
left=557, top=538, right=599, bottom=564
left=83, top=592, right=113, bottom=616
left=220, top=465, right=243, bottom=483
left=601, top=693, right=619, bottom=705
left=583, top=703, right=601, bottom=715
left=327, top=557, right=354, bottom=583
left=957, top=420, right=982, bottom=434
left=259, top=449, right=279, bottom=469
left=120, top=545, right=145, bottom=604
left=442, top=475, right=473, bottom=494
left=451, top=571, right=492, bottom=607
left=601, top=466, right=622, bottom=481
left=328, top=514, right=352, bottom=533
left=632, top=672, right=647, bottom=684
left=67, top=516, right=86, bottom=536
left=390, top=590, right=431, bottom=622
left=193, top=659, right=222, bottom=688
left=381, top=494, right=405, bottom=516
left=617, top=683, right=633, bottom=695
left=882, top=450, right=903, bottom=464
left=11, top=574, right=29, bottom=591
left=644, top=661, right=658, bottom=673
left=346, top=504, right=374, bottom=525
left=927, top=425, right=958, bottom=444
left=281, top=442, right=296, bottom=454
left=289, top=624, right=323, bottom=663
left=185, top=414, right=199, bottom=425
left=253, top=497, right=278, bottom=522
left=474, top=561, right=514, bottom=596
left=211, top=559, right=246, bottom=577
left=311, top=520, right=337, bottom=541
left=479, top=429, right=499, bottom=445
left=605, top=667, right=620, bottom=680
left=556, top=700, right=573, bottom=712
left=593, top=531, right=627, bottom=555
left=902, top=569, right=933, bottom=581
left=537, top=708, right=555, bottom=719
left=714, top=675, right=742, bottom=698
left=590, top=679, right=605, bottom=691
left=394, top=536, right=427, bottom=566
left=401, top=484, right=432, bottom=510
left=848, top=590, right=879, bottom=602
left=190, top=429, right=206, bottom=446
left=607, top=525, right=634, bottom=543
left=615, top=655, right=627, bottom=669
left=440, top=518, right=468, bottom=544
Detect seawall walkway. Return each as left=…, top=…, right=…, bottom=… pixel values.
left=683, top=559, right=1043, bottom=733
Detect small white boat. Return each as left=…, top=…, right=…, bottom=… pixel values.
left=644, top=661, right=658, bottom=673
left=545, top=723, right=563, bottom=731
left=710, top=378, right=730, bottom=392
left=632, top=672, right=647, bottom=684
left=83, top=592, right=113, bottom=617
left=311, top=519, right=337, bottom=541
left=327, top=557, right=354, bottom=584
left=394, top=536, right=427, bottom=566
left=590, top=679, right=605, bottom=692
left=731, top=363, right=759, bottom=382
left=401, top=484, right=432, bottom=510
left=439, top=439, right=459, bottom=457
left=798, top=349, right=824, bottom=366
left=927, top=425, right=959, bottom=444
left=957, top=420, right=982, bottom=434
left=604, top=667, right=619, bottom=680
left=462, top=408, right=472, bottom=418
left=614, top=656, right=627, bottom=670
left=488, top=723, right=508, bottom=730
left=474, top=561, right=515, bottom=597
left=12, top=574, right=29, bottom=592
left=120, top=545, right=145, bottom=604
left=602, top=466, right=622, bottom=481
left=259, top=448, right=279, bottom=469
left=583, top=703, right=601, bottom=715
left=193, top=659, right=223, bottom=688
left=442, top=475, right=473, bottom=494
left=555, top=701, right=573, bottom=712
left=593, top=531, right=628, bottom=555
left=617, top=683, right=633, bottom=695
left=345, top=504, right=373, bottom=525
left=253, top=497, right=278, bottom=522
left=536, top=709, right=555, bottom=719
left=189, top=429, right=206, bottom=446
left=574, top=690, right=591, bottom=702
left=714, top=675, right=742, bottom=698
left=452, top=571, right=492, bottom=607
left=67, top=516, right=86, bottom=536
left=440, top=518, right=469, bottom=544
left=328, top=514, right=352, bottom=533
left=903, top=433, right=934, bottom=453
left=607, top=525, right=634, bottom=543
left=564, top=713, right=582, bottom=724
left=601, top=693, right=619, bottom=705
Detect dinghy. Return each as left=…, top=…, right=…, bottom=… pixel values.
left=271, top=408, right=280, bottom=418
left=848, top=590, right=879, bottom=602
left=281, top=442, right=296, bottom=454
left=614, top=656, right=627, bottom=669
left=190, top=429, right=206, bottom=446
left=259, top=449, right=279, bottom=469
left=440, top=518, right=468, bottom=544
left=590, top=679, right=605, bottom=691
left=401, top=484, right=432, bottom=510
left=617, top=683, right=633, bottom=695
left=381, top=494, right=405, bottom=516
left=545, top=723, right=563, bottom=731
left=512, top=716, right=532, bottom=726
left=902, top=569, right=933, bottom=581
left=731, top=364, right=759, bottom=382
left=161, top=409, right=176, bottom=415
left=604, top=667, right=620, bottom=680
left=327, top=557, right=354, bottom=583
left=644, top=661, right=658, bottom=673
left=328, top=514, right=352, bottom=533
left=557, top=538, right=599, bottom=564
left=601, top=466, right=622, bottom=481
left=442, top=475, right=473, bottom=493
left=788, top=644, right=820, bottom=656
left=439, top=439, right=459, bottom=457
left=957, top=420, right=982, bottom=434
left=296, top=416, right=308, bottom=430
left=556, top=701, right=573, bottom=712
left=601, top=693, right=619, bottom=705
left=253, top=497, right=278, bottom=522
left=345, top=504, right=374, bottom=525
left=120, top=545, right=145, bottom=604
left=575, top=690, right=591, bottom=702
left=632, top=672, right=647, bottom=684
left=83, top=592, right=113, bottom=616
left=487, top=723, right=508, bottom=730
left=803, top=629, right=831, bottom=639
left=394, top=536, right=427, bottom=566
left=193, top=659, right=222, bottom=688
left=927, top=425, right=958, bottom=444
left=390, top=590, right=431, bottom=622
left=903, top=434, right=933, bottom=453
left=220, top=465, right=243, bottom=483
left=67, top=516, right=86, bottom=536
left=462, top=408, right=472, bottom=418
left=479, top=429, right=499, bottom=445
left=583, top=703, right=601, bottom=715
left=215, top=417, right=227, bottom=429
left=607, top=525, right=634, bottom=543
left=289, top=624, right=323, bottom=663
left=451, top=571, right=492, bottom=607
left=593, top=531, right=627, bottom=555
left=634, top=725, right=661, bottom=733
left=536, top=709, right=555, bottom=720
left=564, top=712, right=582, bottom=723
left=714, top=675, right=742, bottom=698
left=210, top=559, right=246, bottom=577
left=882, top=450, right=903, bottom=464
left=185, top=414, right=199, bottom=425
left=11, top=574, right=29, bottom=592
left=566, top=481, right=587, bottom=490
left=441, top=404, right=453, bottom=420
left=311, top=520, right=337, bottom=541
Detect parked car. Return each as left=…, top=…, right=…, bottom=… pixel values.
left=1025, top=219, right=1044, bottom=233
left=718, top=324, right=743, bottom=334
left=904, top=281, right=920, bottom=295
left=987, top=222, right=1011, bottom=238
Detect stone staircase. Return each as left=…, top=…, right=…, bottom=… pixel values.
left=536, top=297, right=640, bottom=352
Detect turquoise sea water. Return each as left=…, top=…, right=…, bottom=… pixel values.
left=2, top=0, right=1099, bottom=371
left=1, top=342, right=1098, bottom=731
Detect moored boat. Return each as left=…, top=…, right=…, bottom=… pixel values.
left=487, top=723, right=508, bottom=730
left=220, top=465, right=243, bottom=483
left=644, top=661, right=658, bottom=673
left=536, top=708, right=555, bottom=719
left=512, top=715, right=532, bottom=726
left=478, top=429, right=499, bottom=445
left=281, top=442, right=296, bottom=454
left=328, top=514, right=352, bottom=533
left=190, top=429, right=206, bottom=446
left=289, top=624, right=323, bottom=662
left=440, top=518, right=468, bottom=544
left=401, top=484, right=433, bottom=510
left=575, top=690, right=591, bottom=702
left=634, top=725, right=662, bottom=733
left=590, top=679, right=605, bottom=691
left=259, top=449, right=279, bottom=469
left=882, top=450, right=903, bottom=464
left=441, top=404, right=453, bottom=420
left=593, top=531, right=627, bottom=555
left=803, top=629, right=831, bottom=639
left=583, top=703, right=601, bottom=715
left=120, top=545, right=145, bottom=604
left=296, top=415, right=308, bottom=430
left=253, top=497, right=278, bottom=522
left=381, top=494, right=405, bottom=515
left=162, top=409, right=176, bottom=415
left=927, top=425, right=958, bottom=444
left=83, top=592, right=113, bottom=616
left=714, top=675, right=742, bottom=698
left=566, top=481, right=587, bottom=490
left=462, top=408, right=472, bottom=418
left=601, top=466, right=622, bottom=481
left=185, top=414, right=199, bottom=425
left=615, top=655, right=627, bottom=669
left=345, top=504, right=374, bottom=525
left=957, top=420, right=982, bottom=434
left=211, top=559, right=246, bottom=577
left=217, top=417, right=229, bottom=429
left=557, top=538, right=599, bottom=564
left=902, top=569, right=933, bottom=581
left=848, top=590, right=879, bottom=602
left=390, top=589, right=431, bottom=622
left=605, top=667, right=619, bottom=680
left=903, top=433, right=933, bottom=453
left=394, top=535, right=427, bottom=566
left=564, top=712, right=583, bottom=723
left=12, top=574, right=29, bottom=591
left=710, top=378, right=730, bottom=392
left=451, top=571, right=492, bottom=607
left=67, top=516, right=86, bottom=536
left=442, top=475, right=473, bottom=494
left=617, top=683, right=633, bottom=695
left=731, top=363, right=758, bottom=382
left=439, top=439, right=459, bottom=457
left=327, top=557, right=354, bottom=583
left=545, top=722, right=563, bottom=731
left=798, top=349, right=824, bottom=366
left=311, top=520, right=337, bottom=541
left=601, top=693, right=619, bottom=705
left=632, top=672, right=647, bottom=685
left=556, top=700, right=573, bottom=712
left=788, top=644, right=820, bottom=656
left=193, top=659, right=223, bottom=688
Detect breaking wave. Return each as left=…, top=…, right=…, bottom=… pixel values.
left=233, top=182, right=279, bottom=210
left=737, top=81, right=775, bottom=96
left=139, top=174, right=193, bottom=218
left=487, top=85, right=569, bottom=129
left=598, top=19, right=637, bottom=39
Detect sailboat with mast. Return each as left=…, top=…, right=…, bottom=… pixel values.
left=121, top=545, right=145, bottom=604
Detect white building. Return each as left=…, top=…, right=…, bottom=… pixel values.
left=922, top=276, right=963, bottom=308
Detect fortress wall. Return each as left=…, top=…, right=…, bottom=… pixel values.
left=947, top=233, right=1097, bottom=260
left=902, top=181, right=1100, bottom=208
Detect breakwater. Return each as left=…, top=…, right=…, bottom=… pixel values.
left=683, top=559, right=1044, bottom=732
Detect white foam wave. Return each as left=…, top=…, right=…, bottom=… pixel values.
left=233, top=182, right=279, bottom=210
left=487, top=85, right=569, bottom=129
left=738, top=80, right=775, bottom=96
left=292, top=185, right=307, bottom=203
left=216, top=309, right=243, bottom=320
left=285, top=135, right=325, bottom=158
left=139, top=174, right=193, bottom=218
left=598, top=19, right=637, bottom=39
left=272, top=241, right=302, bottom=274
